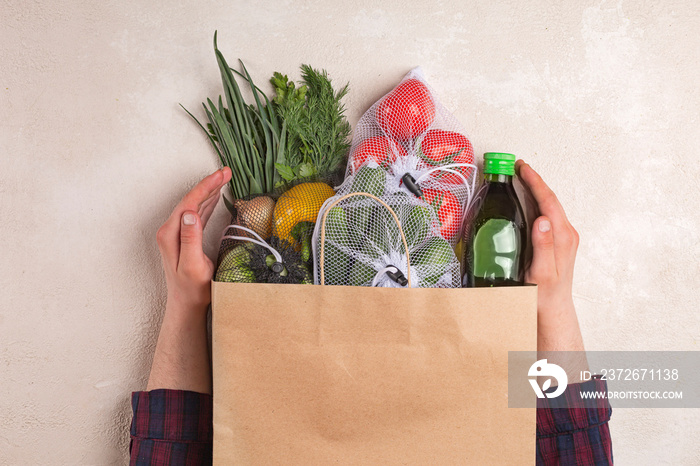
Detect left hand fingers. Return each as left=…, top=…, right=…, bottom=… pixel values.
left=168, top=168, right=228, bottom=225
left=199, top=194, right=221, bottom=227
left=158, top=168, right=231, bottom=259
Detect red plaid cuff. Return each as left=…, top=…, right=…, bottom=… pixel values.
left=536, top=377, right=613, bottom=465
left=129, top=389, right=213, bottom=466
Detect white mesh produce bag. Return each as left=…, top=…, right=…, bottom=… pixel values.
left=312, top=185, right=461, bottom=288
left=344, top=67, right=478, bottom=245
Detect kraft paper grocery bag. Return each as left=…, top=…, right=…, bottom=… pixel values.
left=212, top=282, right=537, bottom=465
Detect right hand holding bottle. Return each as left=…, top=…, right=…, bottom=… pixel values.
left=516, top=160, right=585, bottom=353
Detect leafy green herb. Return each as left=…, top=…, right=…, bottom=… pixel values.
left=274, top=161, right=315, bottom=182
left=182, top=33, right=351, bottom=204
left=270, top=65, right=351, bottom=183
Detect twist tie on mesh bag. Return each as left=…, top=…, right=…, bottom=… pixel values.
left=220, top=224, right=285, bottom=274
left=371, top=265, right=408, bottom=287
left=397, top=162, right=477, bottom=204
left=401, top=173, right=423, bottom=197
left=317, top=192, right=412, bottom=287
left=414, top=163, right=478, bottom=193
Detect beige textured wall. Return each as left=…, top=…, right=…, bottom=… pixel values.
left=2, top=0, right=699, bottom=464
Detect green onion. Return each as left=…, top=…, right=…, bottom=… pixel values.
left=181, top=31, right=287, bottom=204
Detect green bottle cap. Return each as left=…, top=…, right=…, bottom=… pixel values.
left=483, top=152, right=516, bottom=176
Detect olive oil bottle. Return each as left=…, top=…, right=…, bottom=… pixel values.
left=463, top=153, right=526, bottom=287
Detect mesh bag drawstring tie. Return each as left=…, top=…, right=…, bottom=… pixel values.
left=221, top=224, right=283, bottom=264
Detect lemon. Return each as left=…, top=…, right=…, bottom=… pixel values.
left=272, top=182, right=335, bottom=244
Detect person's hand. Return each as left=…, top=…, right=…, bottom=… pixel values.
left=516, top=160, right=585, bottom=354
left=147, top=167, right=231, bottom=393
left=155, top=167, right=232, bottom=315
left=516, top=160, right=579, bottom=316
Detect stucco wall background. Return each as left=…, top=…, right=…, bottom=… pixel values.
left=1, top=0, right=699, bottom=464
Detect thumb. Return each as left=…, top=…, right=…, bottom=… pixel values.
left=178, top=211, right=204, bottom=270
left=527, top=216, right=557, bottom=282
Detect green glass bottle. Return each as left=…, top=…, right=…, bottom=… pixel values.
left=463, top=153, right=526, bottom=287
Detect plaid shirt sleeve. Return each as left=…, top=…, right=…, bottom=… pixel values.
left=129, top=389, right=213, bottom=466
left=536, top=376, right=614, bottom=466
left=131, top=381, right=612, bottom=466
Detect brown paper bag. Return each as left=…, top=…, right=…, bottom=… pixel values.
left=212, top=282, right=537, bottom=465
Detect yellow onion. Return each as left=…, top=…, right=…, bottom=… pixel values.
left=233, top=196, right=275, bottom=240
